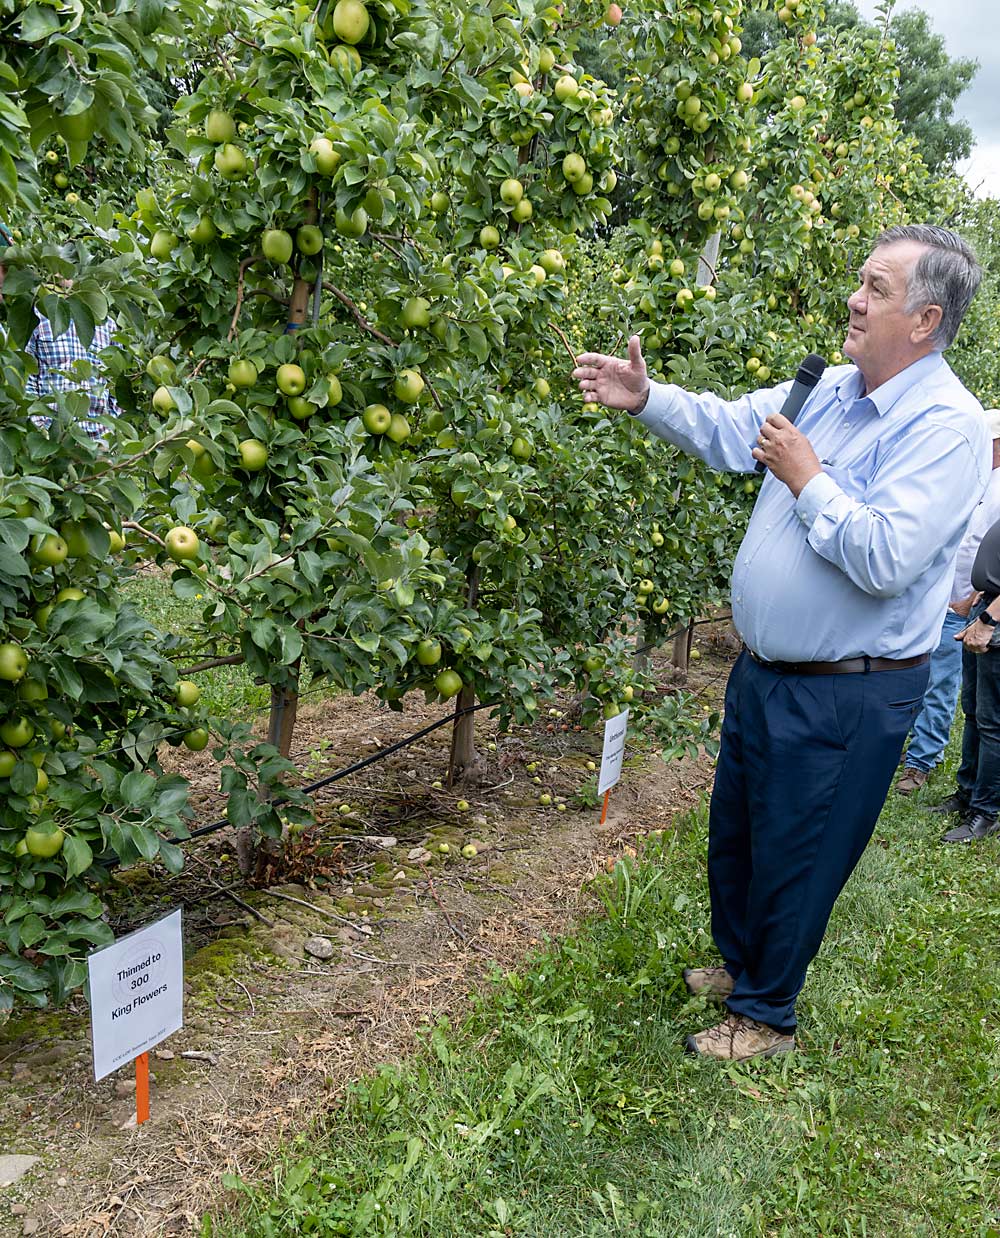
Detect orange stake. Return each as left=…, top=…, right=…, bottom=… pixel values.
left=600, top=789, right=611, bottom=825
left=135, top=1051, right=150, bottom=1125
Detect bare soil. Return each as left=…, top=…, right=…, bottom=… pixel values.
left=0, top=629, right=732, bottom=1237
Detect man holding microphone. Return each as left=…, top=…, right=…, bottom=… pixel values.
left=573, top=225, right=988, bottom=1060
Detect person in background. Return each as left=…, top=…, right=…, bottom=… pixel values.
left=25, top=313, right=121, bottom=442
left=896, top=408, right=1000, bottom=795
left=0, top=219, right=119, bottom=442
left=924, top=513, right=1000, bottom=842
left=572, top=224, right=987, bottom=1061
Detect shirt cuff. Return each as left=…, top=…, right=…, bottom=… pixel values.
left=630, top=381, right=672, bottom=422
left=794, top=470, right=842, bottom=527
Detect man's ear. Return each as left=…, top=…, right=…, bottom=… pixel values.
left=912, top=302, right=943, bottom=346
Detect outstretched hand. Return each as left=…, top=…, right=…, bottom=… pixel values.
left=573, top=335, right=650, bottom=413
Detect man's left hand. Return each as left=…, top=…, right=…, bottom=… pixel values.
left=958, top=618, right=994, bottom=654
left=752, top=413, right=822, bottom=497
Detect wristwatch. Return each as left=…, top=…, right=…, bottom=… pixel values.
left=977, top=611, right=999, bottom=627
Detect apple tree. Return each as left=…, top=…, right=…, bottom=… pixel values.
left=0, top=0, right=301, bottom=1017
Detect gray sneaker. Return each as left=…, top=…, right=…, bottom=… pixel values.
left=682, top=966, right=735, bottom=1000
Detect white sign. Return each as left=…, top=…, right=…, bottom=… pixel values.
left=88, top=908, right=184, bottom=1082
left=598, top=708, right=630, bottom=795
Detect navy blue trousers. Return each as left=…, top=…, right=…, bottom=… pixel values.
left=709, top=652, right=928, bottom=1032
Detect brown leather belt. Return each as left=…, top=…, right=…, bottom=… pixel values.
left=745, top=647, right=930, bottom=676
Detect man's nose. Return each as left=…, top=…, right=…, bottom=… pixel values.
left=847, top=288, right=866, bottom=314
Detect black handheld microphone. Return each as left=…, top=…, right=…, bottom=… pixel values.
left=753, top=352, right=828, bottom=474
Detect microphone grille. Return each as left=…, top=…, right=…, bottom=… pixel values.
left=797, top=352, right=827, bottom=388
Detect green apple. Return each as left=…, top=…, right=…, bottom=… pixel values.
left=554, top=74, right=578, bottom=102
left=152, top=385, right=176, bottom=414
left=334, top=205, right=368, bottom=238
left=165, top=526, right=200, bottom=562
left=434, top=669, right=463, bottom=699
left=571, top=172, right=593, bottom=196
left=562, top=152, right=586, bottom=182
left=539, top=793, right=552, bottom=806
left=500, top=178, right=523, bottom=206
left=24, top=826, right=64, bottom=858
left=107, top=528, right=125, bottom=554
left=183, top=727, right=210, bottom=751
left=228, top=358, right=258, bottom=388
left=430, top=191, right=449, bottom=214
left=287, top=396, right=316, bottom=420
left=401, top=296, right=431, bottom=329
left=394, top=369, right=424, bottom=404
left=512, top=198, right=533, bottom=223
left=18, top=679, right=47, bottom=705
left=0, top=643, right=28, bottom=682
left=308, top=136, right=341, bottom=175
left=362, top=403, right=392, bottom=435
left=146, top=354, right=175, bottom=384
left=0, top=751, right=15, bottom=778
left=538, top=47, right=555, bottom=72
left=214, top=144, right=248, bottom=179
left=652, top=597, right=670, bottom=614
left=479, top=225, right=500, bottom=249
left=31, top=534, right=69, bottom=568
left=538, top=248, right=565, bottom=275
left=205, top=108, right=236, bottom=143
left=386, top=413, right=411, bottom=443
left=416, top=638, right=442, bottom=667
left=188, top=216, right=217, bottom=244
left=276, top=363, right=307, bottom=396
left=331, top=0, right=369, bottom=43
left=533, top=378, right=550, bottom=398
left=53, top=172, right=69, bottom=190
left=0, top=717, right=34, bottom=748
left=59, top=522, right=91, bottom=559
left=461, top=842, right=477, bottom=857
left=511, top=435, right=533, bottom=461
left=149, top=231, right=178, bottom=262
left=238, top=439, right=269, bottom=471
left=329, top=43, right=362, bottom=75
left=262, top=229, right=294, bottom=264
left=297, top=224, right=324, bottom=255
left=175, top=680, right=201, bottom=707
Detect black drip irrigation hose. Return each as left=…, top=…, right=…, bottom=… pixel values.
left=184, top=699, right=496, bottom=842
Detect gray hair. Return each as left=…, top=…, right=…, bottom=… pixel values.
left=875, top=224, right=982, bottom=349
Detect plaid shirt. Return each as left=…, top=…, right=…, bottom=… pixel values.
left=26, top=317, right=120, bottom=439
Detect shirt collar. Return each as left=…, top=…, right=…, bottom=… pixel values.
left=836, top=352, right=944, bottom=417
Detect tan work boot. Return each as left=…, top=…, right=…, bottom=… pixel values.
left=896, top=767, right=928, bottom=796
left=682, top=966, right=734, bottom=1000
left=685, top=1013, right=794, bottom=1061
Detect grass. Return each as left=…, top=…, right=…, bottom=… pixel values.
left=207, top=727, right=1000, bottom=1237
left=121, top=572, right=340, bottom=725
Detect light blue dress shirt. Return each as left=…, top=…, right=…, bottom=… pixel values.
left=636, top=353, right=990, bottom=662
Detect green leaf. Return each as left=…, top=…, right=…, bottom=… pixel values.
left=62, top=835, right=94, bottom=879
left=119, top=770, right=156, bottom=808
left=19, top=5, right=64, bottom=42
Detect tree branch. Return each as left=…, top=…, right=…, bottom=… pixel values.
left=229, top=255, right=266, bottom=342
left=323, top=281, right=396, bottom=346
left=179, top=653, right=246, bottom=675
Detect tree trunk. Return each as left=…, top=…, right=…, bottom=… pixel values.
left=633, top=620, right=652, bottom=673
left=698, top=231, right=721, bottom=287
left=670, top=619, right=694, bottom=677
left=447, top=563, right=480, bottom=786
